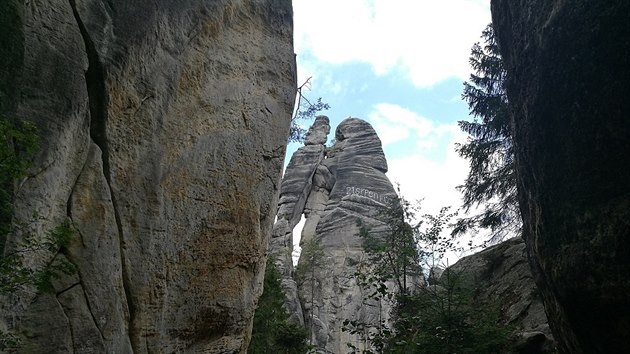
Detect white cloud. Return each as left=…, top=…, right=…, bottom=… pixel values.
left=386, top=131, right=476, bottom=264
left=294, top=0, right=491, bottom=87
left=384, top=125, right=468, bottom=216
left=365, top=103, right=467, bottom=213
left=365, top=103, right=483, bottom=263
left=368, top=103, right=457, bottom=152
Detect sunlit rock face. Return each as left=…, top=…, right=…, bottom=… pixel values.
left=491, top=1, right=630, bottom=353
left=271, top=117, right=403, bottom=353
left=0, top=1, right=295, bottom=353
left=446, top=237, right=556, bottom=353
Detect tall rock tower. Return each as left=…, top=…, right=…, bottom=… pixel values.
left=271, top=117, right=401, bottom=353
left=0, top=1, right=295, bottom=352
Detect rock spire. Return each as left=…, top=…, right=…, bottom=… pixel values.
left=270, top=117, right=401, bottom=353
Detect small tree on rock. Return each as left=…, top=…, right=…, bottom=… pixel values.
left=289, top=77, right=330, bottom=143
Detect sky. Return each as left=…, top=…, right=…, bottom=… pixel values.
left=287, top=0, right=492, bottom=263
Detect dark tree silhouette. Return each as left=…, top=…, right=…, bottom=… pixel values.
left=455, top=24, right=519, bottom=244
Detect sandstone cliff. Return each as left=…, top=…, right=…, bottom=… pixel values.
left=491, top=1, right=630, bottom=353
left=269, top=116, right=331, bottom=326
left=271, top=117, right=401, bottom=353
left=445, top=237, right=556, bottom=353
left=0, top=1, right=295, bottom=353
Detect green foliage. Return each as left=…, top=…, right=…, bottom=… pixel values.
left=249, top=257, right=309, bottom=354
left=290, top=77, right=330, bottom=143
left=295, top=238, right=326, bottom=279
left=456, top=23, right=520, bottom=243
left=0, top=329, right=20, bottom=351
left=418, top=206, right=460, bottom=271
left=0, top=215, right=78, bottom=295
left=386, top=269, right=512, bottom=354
left=345, top=190, right=512, bottom=353
left=1, top=118, right=38, bottom=245
left=0, top=117, right=77, bottom=349
left=357, top=194, right=422, bottom=297
left=344, top=191, right=423, bottom=353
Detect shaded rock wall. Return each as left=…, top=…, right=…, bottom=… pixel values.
left=0, top=0, right=295, bottom=353
left=491, top=1, right=630, bottom=353
left=446, top=238, right=556, bottom=353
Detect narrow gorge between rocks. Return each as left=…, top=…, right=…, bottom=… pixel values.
left=1, top=1, right=628, bottom=354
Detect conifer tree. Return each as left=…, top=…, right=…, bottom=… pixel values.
left=249, top=257, right=309, bottom=354
left=455, top=23, right=520, bottom=243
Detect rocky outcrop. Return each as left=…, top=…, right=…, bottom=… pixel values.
left=271, top=117, right=400, bottom=353
left=491, top=1, right=630, bottom=353
left=270, top=116, right=331, bottom=326
left=446, top=237, right=556, bottom=353
left=0, top=1, right=295, bottom=353
left=305, top=118, right=400, bottom=354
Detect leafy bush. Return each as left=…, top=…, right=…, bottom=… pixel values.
left=386, top=269, right=512, bottom=354
left=344, top=191, right=512, bottom=354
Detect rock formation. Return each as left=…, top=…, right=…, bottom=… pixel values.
left=491, top=1, right=630, bottom=353
left=269, top=116, right=331, bottom=326
left=0, top=1, right=295, bottom=353
left=271, top=117, right=401, bottom=353
left=445, top=237, right=556, bottom=353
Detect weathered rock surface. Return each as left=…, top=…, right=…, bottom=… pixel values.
left=270, top=116, right=331, bottom=326
left=271, top=117, right=399, bottom=353
left=491, top=1, right=630, bottom=353
left=0, top=1, right=295, bottom=353
left=305, top=119, right=400, bottom=354
left=446, top=237, right=556, bottom=353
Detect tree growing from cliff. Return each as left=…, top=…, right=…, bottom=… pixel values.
left=455, top=23, right=520, bottom=244
left=249, top=257, right=309, bottom=354
left=290, top=77, right=330, bottom=143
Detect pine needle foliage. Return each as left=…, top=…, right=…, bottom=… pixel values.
left=455, top=23, right=520, bottom=243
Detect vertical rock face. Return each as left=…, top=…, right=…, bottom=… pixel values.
left=0, top=1, right=295, bottom=353
left=307, top=118, right=399, bottom=354
left=446, top=238, right=556, bottom=353
left=271, top=117, right=399, bottom=353
left=491, top=1, right=630, bottom=353
left=270, top=116, right=331, bottom=325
